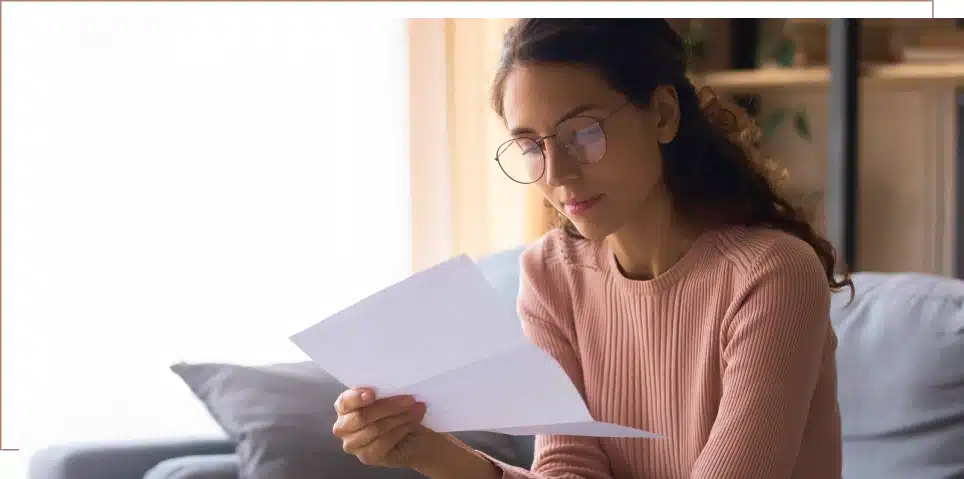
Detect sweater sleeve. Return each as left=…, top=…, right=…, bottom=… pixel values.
left=689, top=239, right=834, bottom=479
left=482, top=240, right=615, bottom=479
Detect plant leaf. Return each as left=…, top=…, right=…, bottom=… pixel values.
left=774, top=39, right=796, bottom=67
left=761, top=108, right=789, bottom=138
left=755, top=41, right=771, bottom=66
left=683, top=36, right=695, bottom=67
left=682, top=35, right=706, bottom=68
left=793, top=110, right=812, bottom=141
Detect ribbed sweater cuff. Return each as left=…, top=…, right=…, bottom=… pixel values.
left=475, top=450, right=537, bottom=479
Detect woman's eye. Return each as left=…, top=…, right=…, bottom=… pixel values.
left=518, top=141, right=540, bottom=155
left=575, top=124, right=604, bottom=142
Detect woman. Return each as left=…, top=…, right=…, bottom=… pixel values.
left=331, top=19, right=850, bottom=479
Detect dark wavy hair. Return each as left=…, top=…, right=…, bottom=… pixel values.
left=490, top=19, right=852, bottom=295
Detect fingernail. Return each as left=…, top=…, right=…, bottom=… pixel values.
left=359, top=390, right=373, bottom=402
left=399, top=395, right=415, bottom=405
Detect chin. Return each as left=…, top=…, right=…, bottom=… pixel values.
left=565, top=216, right=618, bottom=242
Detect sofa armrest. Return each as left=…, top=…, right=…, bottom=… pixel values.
left=144, top=454, right=239, bottom=479
left=28, top=437, right=235, bottom=479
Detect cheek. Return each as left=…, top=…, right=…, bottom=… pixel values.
left=627, top=121, right=665, bottom=171
left=596, top=119, right=663, bottom=181
left=534, top=183, right=557, bottom=207
left=592, top=140, right=663, bottom=193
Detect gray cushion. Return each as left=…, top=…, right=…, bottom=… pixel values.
left=832, top=272, right=964, bottom=479
left=27, top=438, right=234, bottom=479
left=477, top=246, right=526, bottom=303
left=144, top=454, right=239, bottom=479
left=172, top=361, right=529, bottom=479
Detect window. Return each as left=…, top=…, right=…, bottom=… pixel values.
left=3, top=4, right=411, bottom=476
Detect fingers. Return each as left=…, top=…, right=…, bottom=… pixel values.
left=334, top=387, right=375, bottom=415
left=341, top=401, right=427, bottom=454
left=333, top=394, right=418, bottom=436
left=349, top=405, right=427, bottom=466
left=355, top=422, right=416, bottom=466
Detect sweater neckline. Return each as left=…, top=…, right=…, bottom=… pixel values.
left=599, top=228, right=720, bottom=295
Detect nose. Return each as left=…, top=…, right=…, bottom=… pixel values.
left=543, top=139, right=580, bottom=188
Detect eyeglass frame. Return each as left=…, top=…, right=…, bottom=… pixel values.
left=494, top=100, right=633, bottom=185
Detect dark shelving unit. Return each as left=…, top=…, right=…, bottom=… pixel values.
left=729, top=19, right=761, bottom=116
left=727, top=19, right=861, bottom=273
left=720, top=20, right=964, bottom=277
left=827, top=19, right=861, bottom=273
left=955, top=92, right=964, bottom=278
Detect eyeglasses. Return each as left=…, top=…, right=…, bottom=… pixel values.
left=494, top=101, right=631, bottom=185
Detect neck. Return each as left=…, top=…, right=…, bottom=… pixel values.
left=605, top=185, right=697, bottom=280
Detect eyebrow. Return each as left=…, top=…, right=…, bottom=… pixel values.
left=508, top=103, right=601, bottom=137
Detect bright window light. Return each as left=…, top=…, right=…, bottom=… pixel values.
left=2, top=3, right=411, bottom=477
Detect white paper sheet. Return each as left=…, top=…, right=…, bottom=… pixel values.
left=289, top=255, right=658, bottom=438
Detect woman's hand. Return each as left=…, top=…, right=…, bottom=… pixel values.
left=332, top=387, right=436, bottom=469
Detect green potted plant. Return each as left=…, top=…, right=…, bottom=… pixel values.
left=681, top=21, right=812, bottom=143
left=756, top=33, right=811, bottom=142
left=682, top=22, right=821, bottom=225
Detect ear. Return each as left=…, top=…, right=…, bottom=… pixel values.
left=650, top=85, right=680, bottom=145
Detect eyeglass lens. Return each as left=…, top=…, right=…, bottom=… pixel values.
left=496, top=116, right=608, bottom=184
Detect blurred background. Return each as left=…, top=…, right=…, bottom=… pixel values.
left=674, top=18, right=964, bottom=278
left=5, top=9, right=964, bottom=479
left=434, top=18, right=964, bottom=278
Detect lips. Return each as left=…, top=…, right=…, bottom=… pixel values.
left=563, top=194, right=603, bottom=216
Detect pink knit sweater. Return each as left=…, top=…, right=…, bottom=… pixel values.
left=488, top=226, right=842, bottom=479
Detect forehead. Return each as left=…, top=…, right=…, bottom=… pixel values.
left=501, top=63, right=621, bottom=134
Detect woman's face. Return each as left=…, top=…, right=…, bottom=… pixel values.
left=500, top=63, right=679, bottom=241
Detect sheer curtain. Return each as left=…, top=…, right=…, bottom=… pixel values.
left=444, top=19, right=553, bottom=263
left=409, top=18, right=551, bottom=271
left=3, top=3, right=410, bottom=476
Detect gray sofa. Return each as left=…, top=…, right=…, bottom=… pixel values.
left=28, top=246, right=964, bottom=479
